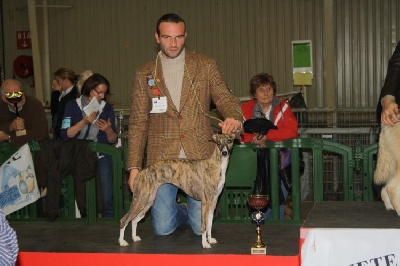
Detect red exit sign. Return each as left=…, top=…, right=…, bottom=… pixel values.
left=16, top=31, right=32, bottom=49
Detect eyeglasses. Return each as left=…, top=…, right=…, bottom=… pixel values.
left=256, top=86, right=272, bottom=94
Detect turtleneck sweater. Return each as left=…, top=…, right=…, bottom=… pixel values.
left=160, top=48, right=185, bottom=110
left=160, top=48, right=186, bottom=158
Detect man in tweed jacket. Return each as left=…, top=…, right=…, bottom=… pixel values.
left=127, top=13, right=243, bottom=236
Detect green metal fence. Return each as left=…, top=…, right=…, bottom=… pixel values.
left=217, top=138, right=355, bottom=224
left=1, top=141, right=124, bottom=222
left=1, top=138, right=380, bottom=223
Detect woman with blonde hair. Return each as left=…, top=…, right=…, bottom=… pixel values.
left=77, top=70, right=94, bottom=90
left=51, top=67, right=79, bottom=139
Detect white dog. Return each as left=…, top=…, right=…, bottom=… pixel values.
left=374, top=122, right=400, bottom=215
left=119, top=133, right=236, bottom=248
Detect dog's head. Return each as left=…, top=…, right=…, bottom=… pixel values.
left=211, top=133, right=236, bottom=157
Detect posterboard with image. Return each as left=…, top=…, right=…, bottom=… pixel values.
left=0, top=144, right=40, bottom=215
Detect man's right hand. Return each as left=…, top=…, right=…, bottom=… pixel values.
left=381, top=97, right=400, bottom=126
left=10, top=117, right=25, bottom=131
left=128, top=168, right=139, bottom=192
left=52, top=80, right=61, bottom=91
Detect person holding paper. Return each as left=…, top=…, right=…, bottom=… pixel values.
left=61, top=73, right=118, bottom=217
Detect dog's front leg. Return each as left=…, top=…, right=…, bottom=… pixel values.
left=202, top=231, right=211, bottom=248
left=206, top=223, right=217, bottom=244
left=131, top=221, right=142, bottom=242
left=206, top=204, right=217, bottom=244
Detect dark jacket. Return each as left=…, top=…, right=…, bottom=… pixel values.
left=0, top=95, right=48, bottom=147
left=377, top=42, right=400, bottom=120
left=53, top=86, right=79, bottom=140
left=36, top=139, right=97, bottom=220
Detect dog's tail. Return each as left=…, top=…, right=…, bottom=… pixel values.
left=120, top=214, right=130, bottom=229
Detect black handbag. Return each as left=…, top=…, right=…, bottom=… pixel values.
left=243, top=118, right=277, bottom=136
left=253, top=148, right=270, bottom=196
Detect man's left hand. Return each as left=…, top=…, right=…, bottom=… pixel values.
left=219, top=118, right=242, bottom=134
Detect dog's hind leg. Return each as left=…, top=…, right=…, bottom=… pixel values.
left=119, top=224, right=129, bottom=246
left=118, top=213, right=145, bottom=246
left=119, top=187, right=157, bottom=247
left=131, top=214, right=145, bottom=242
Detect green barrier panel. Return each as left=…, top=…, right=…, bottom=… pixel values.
left=362, top=142, right=378, bottom=201
left=217, top=138, right=354, bottom=224
left=87, top=142, right=124, bottom=222
left=267, top=138, right=353, bottom=219
left=3, top=141, right=123, bottom=223
left=218, top=143, right=257, bottom=223
left=3, top=137, right=371, bottom=223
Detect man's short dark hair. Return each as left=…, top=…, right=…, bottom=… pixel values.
left=156, top=13, right=186, bottom=35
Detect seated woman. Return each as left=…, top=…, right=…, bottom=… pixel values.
left=241, top=73, right=298, bottom=219
left=61, top=73, right=118, bottom=218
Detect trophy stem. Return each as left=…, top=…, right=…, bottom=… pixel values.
left=253, top=226, right=266, bottom=248
left=250, top=211, right=267, bottom=255
left=14, top=102, right=19, bottom=117
left=13, top=102, right=26, bottom=136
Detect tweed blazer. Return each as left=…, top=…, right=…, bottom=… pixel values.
left=127, top=50, right=243, bottom=168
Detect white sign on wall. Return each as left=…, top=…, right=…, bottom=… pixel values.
left=301, top=228, right=400, bottom=266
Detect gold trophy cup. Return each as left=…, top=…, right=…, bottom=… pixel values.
left=5, top=91, right=26, bottom=136
left=247, top=194, right=269, bottom=255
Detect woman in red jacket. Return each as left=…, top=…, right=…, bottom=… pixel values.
left=241, top=73, right=298, bottom=219
left=241, top=73, right=298, bottom=144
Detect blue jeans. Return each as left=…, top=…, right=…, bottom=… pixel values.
left=265, top=179, right=288, bottom=219
left=98, top=155, right=114, bottom=217
left=151, top=184, right=201, bottom=236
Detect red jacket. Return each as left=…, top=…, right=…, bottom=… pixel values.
left=241, top=98, right=298, bottom=143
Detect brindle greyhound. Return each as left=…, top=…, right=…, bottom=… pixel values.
left=119, top=133, right=236, bottom=248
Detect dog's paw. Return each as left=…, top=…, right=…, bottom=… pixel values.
left=383, top=200, right=394, bottom=210
left=202, top=241, right=212, bottom=249
left=133, top=236, right=142, bottom=242
left=119, top=239, right=129, bottom=247
left=386, top=205, right=395, bottom=211
left=207, top=237, right=217, bottom=244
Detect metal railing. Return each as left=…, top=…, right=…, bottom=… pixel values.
left=2, top=141, right=124, bottom=222
left=218, top=138, right=355, bottom=224
left=1, top=137, right=380, bottom=224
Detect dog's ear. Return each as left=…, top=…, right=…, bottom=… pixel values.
left=211, top=134, right=217, bottom=142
